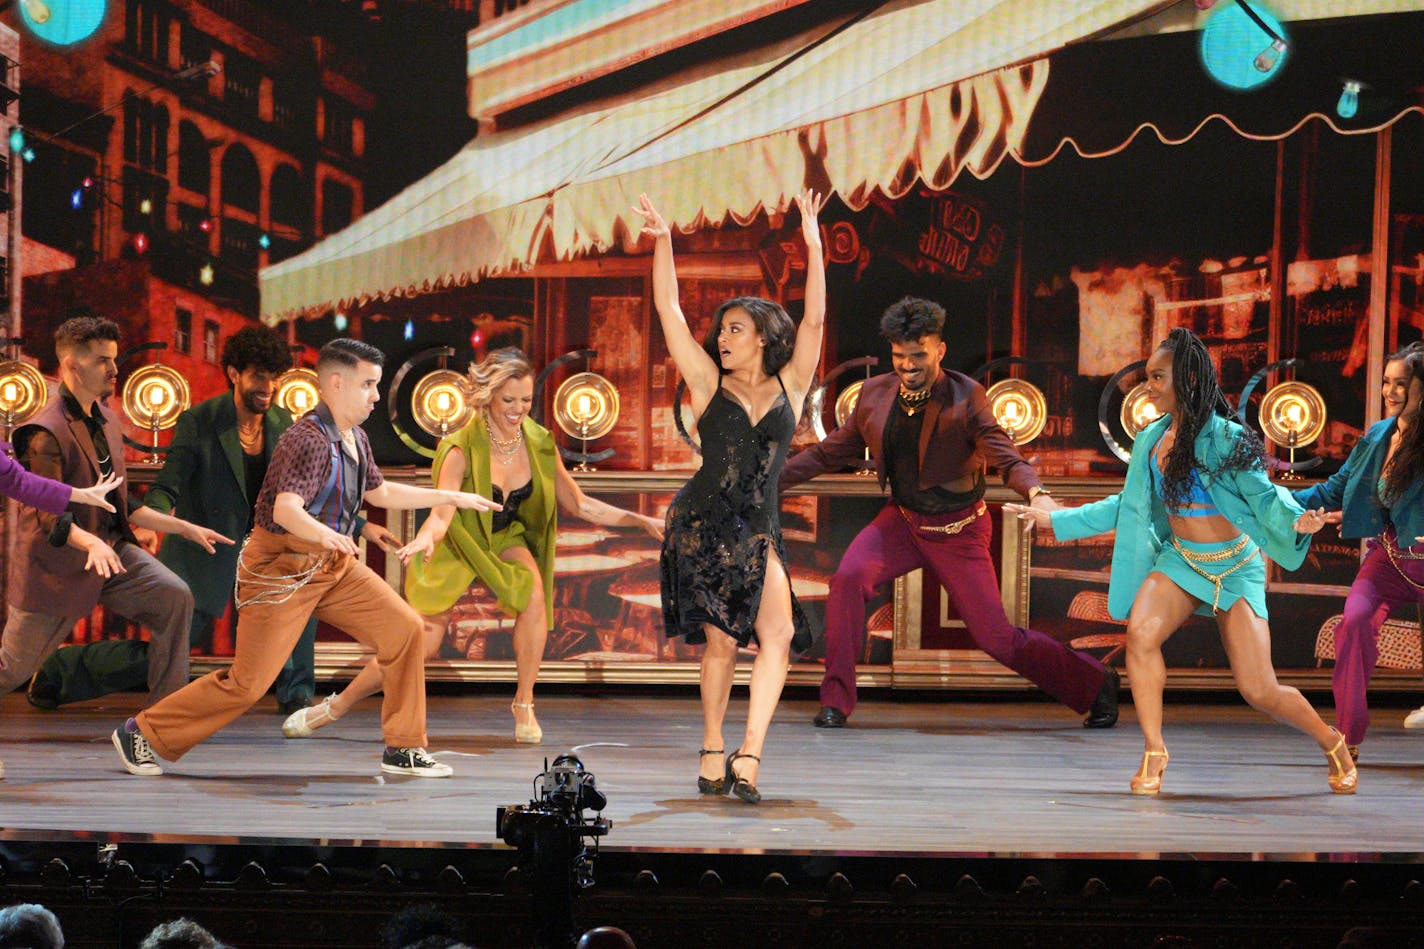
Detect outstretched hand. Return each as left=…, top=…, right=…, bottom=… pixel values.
left=449, top=490, right=501, bottom=512
left=1294, top=507, right=1330, bottom=534
left=397, top=533, right=436, bottom=567
left=793, top=188, right=825, bottom=248
left=633, top=193, right=670, bottom=241
left=71, top=472, right=123, bottom=512
left=1003, top=502, right=1052, bottom=532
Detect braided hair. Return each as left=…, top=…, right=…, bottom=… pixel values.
left=1381, top=351, right=1424, bottom=506
left=1156, top=327, right=1265, bottom=512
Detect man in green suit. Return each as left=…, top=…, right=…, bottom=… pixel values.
left=29, top=326, right=396, bottom=713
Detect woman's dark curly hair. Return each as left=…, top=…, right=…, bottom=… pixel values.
left=1380, top=351, right=1424, bottom=506
left=702, top=297, right=795, bottom=377
left=221, top=325, right=293, bottom=384
left=1156, top=327, right=1264, bottom=512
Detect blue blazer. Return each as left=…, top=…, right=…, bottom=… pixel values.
left=1292, top=417, right=1424, bottom=542
left=1051, top=413, right=1310, bottom=620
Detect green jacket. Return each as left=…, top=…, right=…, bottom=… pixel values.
left=1051, top=413, right=1310, bottom=620
left=405, top=413, right=558, bottom=628
left=143, top=392, right=294, bottom=617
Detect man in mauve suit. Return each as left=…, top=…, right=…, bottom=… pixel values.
left=1, top=316, right=229, bottom=778
left=779, top=297, right=1120, bottom=729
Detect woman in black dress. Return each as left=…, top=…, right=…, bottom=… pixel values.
left=634, top=189, right=825, bottom=804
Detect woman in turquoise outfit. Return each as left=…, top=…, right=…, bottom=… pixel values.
left=1008, top=329, right=1353, bottom=796
left=283, top=348, right=662, bottom=744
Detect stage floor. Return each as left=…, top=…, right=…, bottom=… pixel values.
left=4, top=691, right=1424, bottom=860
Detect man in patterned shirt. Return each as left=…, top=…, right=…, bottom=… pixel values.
left=112, top=338, right=500, bottom=778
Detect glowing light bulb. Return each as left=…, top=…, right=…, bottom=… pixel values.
left=1253, top=38, right=1286, bottom=73
left=294, top=390, right=311, bottom=410
left=148, top=385, right=166, bottom=407
left=199, top=263, right=214, bottom=285
left=576, top=393, right=594, bottom=419
left=435, top=391, right=451, bottom=412
left=2, top=382, right=17, bottom=403
left=22, top=0, right=51, bottom=24
left=139, top=198, right=152, bottom=215
left=1337, top=80, right=1362, bottom=119
left=333, top=313, right=348, bottom=332
left=403, top=319, right=414, bottom=341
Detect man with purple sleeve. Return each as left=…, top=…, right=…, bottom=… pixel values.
left=779, top=297, right=1120, bottom=729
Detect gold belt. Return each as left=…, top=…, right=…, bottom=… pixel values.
left=899, top=500, right=986, bottom=535
left=1169, top=533, right=1257, bottom=615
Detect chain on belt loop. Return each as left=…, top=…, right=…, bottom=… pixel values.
left=898, top=500, right=987, bottom=536
left=1169, top=533, right=1257, bottom=615
left=1380, top=531, right=1424, bottom=591
left=233, top=534, right=328, bottom=609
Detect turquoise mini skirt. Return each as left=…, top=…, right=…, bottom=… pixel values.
left=1150, top=533, right=1266, bottom=619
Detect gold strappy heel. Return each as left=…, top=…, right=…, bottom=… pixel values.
left=511, top=701, right=542, bottom=744
left=1129, top=750, right=1170, bottom=796
left=1325, top=730, right=1358, bottom=795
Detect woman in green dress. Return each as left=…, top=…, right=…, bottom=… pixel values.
left=282, top=347, right=662, bottom=743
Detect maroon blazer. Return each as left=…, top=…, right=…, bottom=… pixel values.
left=8, top=395, right=134, bottom=618
left=779, top=368, right=1042, bottom=498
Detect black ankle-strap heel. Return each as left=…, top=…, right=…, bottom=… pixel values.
left=725, top=749, right=762, bottom=804
left=697, top=748, right=727, bottom=795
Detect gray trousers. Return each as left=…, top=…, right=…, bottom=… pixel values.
left=0, top=541, right=193, bottom=704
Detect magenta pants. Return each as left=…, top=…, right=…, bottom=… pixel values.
left=1333, top=539, right=1424, bottom=744
left=821, top=501, right=1106, bottom=716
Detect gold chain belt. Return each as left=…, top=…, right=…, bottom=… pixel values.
left=898, top=500, right=986, bottom=536
left=1169, top=533, right=1257, bottom=614
left=1381, top=532, right=1424, bottom=591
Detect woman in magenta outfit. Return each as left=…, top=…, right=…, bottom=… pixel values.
left=1292, top=345, right=1424, bottom=759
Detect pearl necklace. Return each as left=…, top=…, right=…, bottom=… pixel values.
left=488, top=415, right=523, bottom=465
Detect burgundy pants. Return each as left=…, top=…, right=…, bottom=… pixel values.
left=1333, top=538, right=1424, bottom=745
left=821, top=501, right=1106, bottom=716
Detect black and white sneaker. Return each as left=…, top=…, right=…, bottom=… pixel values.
left=112, top=725, right=163, bottom=776
left=381, top=747, right=452, bottom=778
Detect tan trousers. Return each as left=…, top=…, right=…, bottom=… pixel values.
left=138, top=527, right=428, bottom=761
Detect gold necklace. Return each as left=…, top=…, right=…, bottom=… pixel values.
left=237, top=418, right=263, bottom=454
left=488, top=415, right=523, bottom=465
left=898, top=386, right=932, bottom=417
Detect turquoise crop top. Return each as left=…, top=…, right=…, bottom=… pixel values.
left=1151, top=441, right=1221, bottom=517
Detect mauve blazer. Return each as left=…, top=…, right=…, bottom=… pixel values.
left=779, top=369, right=1042, bottom=498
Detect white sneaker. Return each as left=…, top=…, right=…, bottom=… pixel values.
left=282, top=694, right=339, bottom=739
left=1403, top=705, right=1424, bottom=729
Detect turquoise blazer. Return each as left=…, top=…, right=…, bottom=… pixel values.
left=1051, top=413, right=1310, bottom=620
left=1293, top=417, right=1424, bottom=542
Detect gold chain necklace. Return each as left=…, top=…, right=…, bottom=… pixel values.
left=898, top=386, right=932, bottom=417
left=237, top=418, right=263, bottom=454
left=488, top=415, right=523, bottom=464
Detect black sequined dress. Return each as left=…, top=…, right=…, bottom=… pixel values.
left=660, top=377, right=812, bottom=651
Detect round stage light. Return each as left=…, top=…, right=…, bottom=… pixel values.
left=1119, top=382, right=1163, bottom=439
left=20, top=0, right=105, bottom=46
left=0, top=360, right=48, bottom=431
left=986, top=379, right=1047, bottom=446
left=274, top=368, right=319, bottom=418
left=553, top=372, right=620, bottom=442
left=1199, top=1, right=1288, bottom=91
left=121, top=364, right=189, bottom=432
left=834, top=380, right=864, bottom=429
left=411, top=369, right=475, bottom=438
left=1258, top=380, right=1326, bottom=449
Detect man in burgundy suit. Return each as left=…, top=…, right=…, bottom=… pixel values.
left=779, top=297, right=1119, bottom=728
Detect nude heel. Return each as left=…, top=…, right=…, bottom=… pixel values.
left=511, top=701, right=542, bottom=744
left=1129, top=750, right=1169, bottom=796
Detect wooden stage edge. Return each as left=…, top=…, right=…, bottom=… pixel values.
left=5, top=692, right=1424, bottom=863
